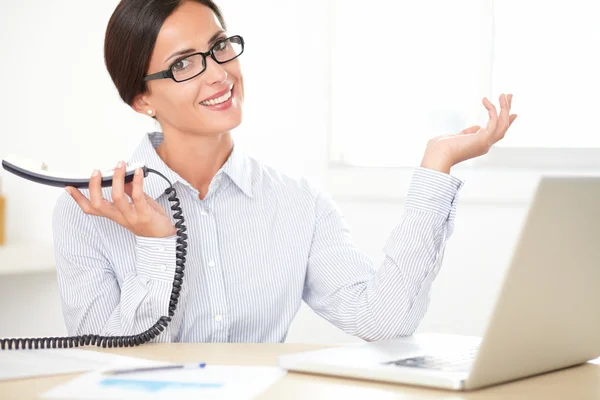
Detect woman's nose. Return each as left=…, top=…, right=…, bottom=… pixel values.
left=203, top=57, right=228, bottom=85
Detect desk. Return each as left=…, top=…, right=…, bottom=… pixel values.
left=2, top=343, right=599, bottom=399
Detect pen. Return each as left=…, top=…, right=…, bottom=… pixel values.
left=103, top=362, right=207, bottom=375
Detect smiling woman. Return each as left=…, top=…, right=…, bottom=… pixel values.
left=38, top=0, right=516, bottom=347
left=104, top=0, right=243, bottom=145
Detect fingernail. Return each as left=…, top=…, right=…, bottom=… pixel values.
left=135, top=167, right=140, bottom=176
left=65, top=187, right=71, bottom=195
left=92, top=169, right=99, bottom=177
left=116, top=161, right=123, bottom=168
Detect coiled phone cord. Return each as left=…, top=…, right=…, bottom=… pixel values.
left=0, top=167, right=188, bottom=350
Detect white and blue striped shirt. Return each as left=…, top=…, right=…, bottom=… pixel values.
left=52, top=132, right=463, bottom=343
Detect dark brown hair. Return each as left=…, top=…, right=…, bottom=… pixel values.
left=104, top=0, right=227, bottom=106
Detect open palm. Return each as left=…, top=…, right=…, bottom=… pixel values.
left=424, top=94, right=517, bottom=170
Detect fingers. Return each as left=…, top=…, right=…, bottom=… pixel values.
left=66, top=186, right=98, bottom=216
left=509, top=114, right=518, bottom=126
left=123, top=182, right=134, bottom=199
left=89, top=169, right=105, bottom=211
left=88, top=169, right=124, bottom=222
left=507, top=94, right=513, bottom=108
left=497, top=93, right=510, bottom=136
left=458, top=125, right=481, bottom=135
left=482, top=97, right=498, bottom=135
left=130, top=168, right=152, bottom=219
left=122, top=166, right=153, bottom=223
left=111, top=161, right=135, bottom=220
left=66, top=171, right=127, bottom=225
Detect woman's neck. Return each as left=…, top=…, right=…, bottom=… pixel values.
left=156, top=129, right=233, bottom=199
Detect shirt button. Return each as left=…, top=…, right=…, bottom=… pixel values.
left=153, top=246, right=165, bottom=252
left=208, top=261, right=215, bottom=268
left=215, top=315, right=222, bottom=322
left=159, top=264, right=167, bottom=272
left=201, top=210, right=208, bottom=216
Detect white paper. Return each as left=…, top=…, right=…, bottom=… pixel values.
left=0, top=348, right=165, bottom=381
left=43, top=365, right=287, bottom=400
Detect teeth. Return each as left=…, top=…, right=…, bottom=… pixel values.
left=200, top=89, right=232, bottom=106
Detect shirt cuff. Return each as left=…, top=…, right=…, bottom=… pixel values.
left=135, top=235, right=178, bottom=282
left=404, top=167, right=464, bottom=219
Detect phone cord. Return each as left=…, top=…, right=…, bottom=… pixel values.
left=0, top=168, right=188, bottom=350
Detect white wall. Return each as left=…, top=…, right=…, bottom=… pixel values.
left=0, top=0, right=534, bottom=343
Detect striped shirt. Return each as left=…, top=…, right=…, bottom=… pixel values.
left=52, top=131, right=464, bottom=343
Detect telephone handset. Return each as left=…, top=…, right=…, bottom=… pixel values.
left=0, top=155, right=189, bottom=350
left=1, top=154, right=143, bottom=188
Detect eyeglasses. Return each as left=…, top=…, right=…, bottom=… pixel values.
left=143, top=35, right=244, bottom=83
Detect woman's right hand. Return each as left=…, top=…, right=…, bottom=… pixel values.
left=66, top=161, right=177, bottom=238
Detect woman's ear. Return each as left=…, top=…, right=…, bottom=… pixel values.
left=132, top=94, right=154, bottom=117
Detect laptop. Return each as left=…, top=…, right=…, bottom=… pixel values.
left=278, top=176, right=600, bottom=391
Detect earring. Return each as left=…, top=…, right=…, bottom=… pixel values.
left=147, top=110, right=153, bottom=115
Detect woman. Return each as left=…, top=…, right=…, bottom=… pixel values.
left=56, top=0, right=516, bottom=343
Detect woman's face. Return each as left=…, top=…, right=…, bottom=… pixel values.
left=137, top=1, right=243, bottom=136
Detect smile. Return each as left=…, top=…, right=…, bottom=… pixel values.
left=200, top=89, right=232, bottom=106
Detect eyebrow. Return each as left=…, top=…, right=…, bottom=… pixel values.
left=164, top=30, right=227, bottom=64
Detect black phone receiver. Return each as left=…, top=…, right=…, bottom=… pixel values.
left=1, top=154, right=147, bottom=188
left=0, top=154, right=189, bottom=350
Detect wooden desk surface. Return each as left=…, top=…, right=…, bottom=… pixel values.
left=2, top=343, right=599, bottom=399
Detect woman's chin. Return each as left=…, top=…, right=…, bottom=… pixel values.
left=201, top=108, right=242, bottom=131
left=198, top=117, right=242, bottom=137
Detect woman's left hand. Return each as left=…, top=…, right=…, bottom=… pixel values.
left=420, top=94, right=517, bottom=174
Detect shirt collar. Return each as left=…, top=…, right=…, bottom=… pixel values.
left=221, top=141, right=253, bottom=198
left=129, top=132, right=253, bottom=200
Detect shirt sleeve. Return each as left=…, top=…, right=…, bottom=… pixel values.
left=302, top=167, right=464, bottom=341
left=52, top=192, right=178, bottom=343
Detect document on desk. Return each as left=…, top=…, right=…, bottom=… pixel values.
left=43, top=365, right=286, bottom=400
left=0, top=348, right=165, bottom=381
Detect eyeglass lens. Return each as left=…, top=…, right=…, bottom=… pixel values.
left=171, top=37, right=243, bottom=81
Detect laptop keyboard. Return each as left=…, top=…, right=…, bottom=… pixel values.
left=383, top=346, right=478, bottom=372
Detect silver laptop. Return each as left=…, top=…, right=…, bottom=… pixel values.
left=278, top=176, right=600, bottom=391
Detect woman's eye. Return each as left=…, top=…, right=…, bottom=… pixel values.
left=173, top=59, right=190, bottom=71
left=215, top=41, right=229, bottom=52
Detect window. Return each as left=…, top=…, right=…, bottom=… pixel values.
left=329, top=0, right=600, bottom=169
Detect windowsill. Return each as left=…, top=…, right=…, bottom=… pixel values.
left=325, top=147, right=600, bottom=205
left=325, top=164, right=600, bottom=206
